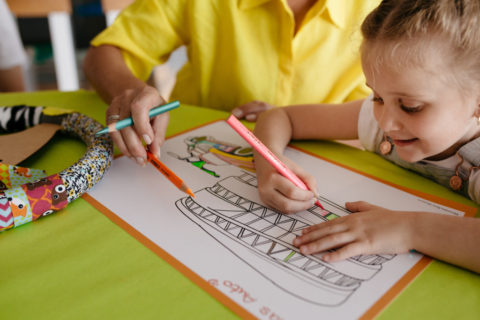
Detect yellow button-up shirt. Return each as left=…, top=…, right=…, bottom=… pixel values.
left=92, top=0, right=379, bottom=111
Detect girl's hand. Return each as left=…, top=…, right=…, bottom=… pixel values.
left=232, top=100, right=275, bottom=122
left=293, top=201, right=416, bottom=261
left=256, top=155, right=319, bottom=214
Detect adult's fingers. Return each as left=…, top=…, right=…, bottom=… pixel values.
left=110, top=131, right=129, bottom=157
left=106, top=102, right=131, bottom=157
left=129, top=87, right=164, bottom=146
left=119, top=126, right=147, bottom=165
left=149, top=112, right=170, bottom=159
left=232, top=100, right=274, bottom=121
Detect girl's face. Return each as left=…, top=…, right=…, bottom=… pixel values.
left=362, top=47, right=480, bottom=162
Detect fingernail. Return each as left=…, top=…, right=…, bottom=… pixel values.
left=143, top=134, right=152, bottom=145
left=245, top=114, right=257, bottom=121
left=136, top=157, right=146, bottom=166
left=232, top=109, right=243, bottom=118
left=156, top=150, right=161, bottom=159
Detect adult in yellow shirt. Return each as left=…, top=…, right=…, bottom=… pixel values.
left=83, top=0, right=379, bottom=165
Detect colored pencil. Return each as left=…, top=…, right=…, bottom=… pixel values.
left=146, top=149, right=195, bottom=198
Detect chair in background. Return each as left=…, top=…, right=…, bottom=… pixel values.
left=100, top=0, right=187, bottom=100
left=7, top=0, right=79, bottom=91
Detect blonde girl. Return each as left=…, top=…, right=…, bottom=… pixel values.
left=253, top=0, right=480, bottom=273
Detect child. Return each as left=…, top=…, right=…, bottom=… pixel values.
left=253, top=0, right=480, bottom=273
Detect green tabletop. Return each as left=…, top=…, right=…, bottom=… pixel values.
left=0, top=90, right=479, bottom=319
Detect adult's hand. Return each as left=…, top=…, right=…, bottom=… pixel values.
left=106, top=85, right=168, bottom=165
left=232, top=100, right=275, bottom=122
left=84, top=45, right=171, bottom=166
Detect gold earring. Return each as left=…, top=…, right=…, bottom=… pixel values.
left=380, top=133, right=392, bottom=155
left=449, top=154, right=464, bottom=191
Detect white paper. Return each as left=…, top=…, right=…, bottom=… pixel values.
left=88, top=121, right=464, bottom=319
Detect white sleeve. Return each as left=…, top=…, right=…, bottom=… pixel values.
left=0, top=0, right=27, bottom=69
left=357, top=94, right=383, bottom=152
left=468, top=170, right=480, bottom=204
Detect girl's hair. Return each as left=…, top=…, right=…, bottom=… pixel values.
left=361, top=0, right=480, bottom=89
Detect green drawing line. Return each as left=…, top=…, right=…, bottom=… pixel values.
left=326, top=213, right=339, bottom=221
left=284, top=250, right=296, bottom=262
left=191, top=160, right=219, bottom=177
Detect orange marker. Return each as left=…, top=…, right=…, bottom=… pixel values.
left=146, top=149, right=195, bottom=198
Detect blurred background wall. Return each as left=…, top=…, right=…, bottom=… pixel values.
left=9, top=0, right=186, bottom=98
left=15, top=0, right=106, bottom=90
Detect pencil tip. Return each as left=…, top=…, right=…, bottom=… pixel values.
left=180, top=184, right=195, bottom=197
left=95, top=128, right=108, bottom=136
left=186, top=188, right=195, bottom=198
left=315, top=200, right=324, bottom=210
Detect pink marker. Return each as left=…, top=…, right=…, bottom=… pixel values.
left=226, top=115, right=324, bottom=209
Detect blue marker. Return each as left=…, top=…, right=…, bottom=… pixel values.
left=95, top=100, right=180, bottom=136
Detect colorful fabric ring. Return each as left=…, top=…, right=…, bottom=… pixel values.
left=0, top=105, right=114, bottom=230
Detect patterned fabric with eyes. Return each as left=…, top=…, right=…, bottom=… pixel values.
left=0, top=105, right=113, bottom=231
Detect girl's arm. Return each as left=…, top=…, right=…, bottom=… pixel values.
left=286, top=100, right=363, bottom=141
left=413, top=211, right=480, bottom=273
left=253, top=100, right=363, bottom=213
left=295, top=201, right=480, bottom=274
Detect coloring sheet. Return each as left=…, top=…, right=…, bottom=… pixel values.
left=88, top=121, right=465, bottom=319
